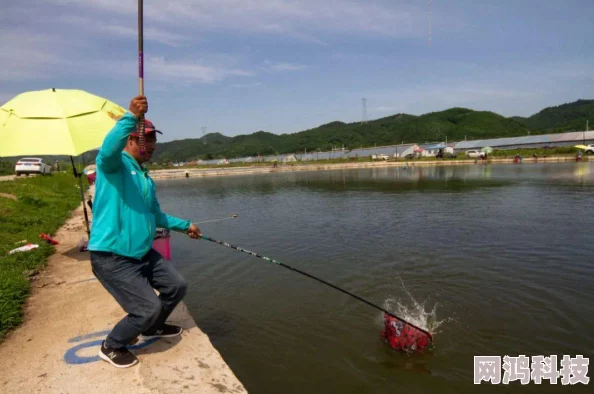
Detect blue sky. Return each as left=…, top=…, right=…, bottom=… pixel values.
left=1, top=0, right=593, bottom=141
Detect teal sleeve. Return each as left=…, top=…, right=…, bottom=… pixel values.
left=96, top=111, right=138, bottom=173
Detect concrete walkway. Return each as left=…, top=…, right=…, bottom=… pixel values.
left=0, top=198, right=247, bottom=393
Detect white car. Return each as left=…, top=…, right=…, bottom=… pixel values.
left=584, top=145, right=594, bottom=155
left=466, top=150, right=482, bottom=158
left=372, top=154, right=390, bottom=160
left=15, top=158, right=52, bottom=176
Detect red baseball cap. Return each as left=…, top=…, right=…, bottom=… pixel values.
left=131, top=119, right=162, bottom=137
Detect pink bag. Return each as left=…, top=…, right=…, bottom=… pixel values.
left=152, top=229, right=171, bottom=260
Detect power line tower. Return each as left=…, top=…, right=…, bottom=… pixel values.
left=361, top=98, right=367, bottom=124
left=201, top=126, right=207, bottom=145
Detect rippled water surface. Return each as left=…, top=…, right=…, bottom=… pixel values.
left=157, top=162, right=594, bottom=393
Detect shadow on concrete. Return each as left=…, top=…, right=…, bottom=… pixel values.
left=133, top=316, right=196, bottom=356
left=62, top=244, right=90, bottom=263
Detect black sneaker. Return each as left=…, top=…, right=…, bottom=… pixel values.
left=140, top=323, right=183, bottom=339
left=98, top=340, right=139, bottom=368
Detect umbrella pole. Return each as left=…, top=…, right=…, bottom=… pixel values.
left=70, top=156, right=91, bottom=237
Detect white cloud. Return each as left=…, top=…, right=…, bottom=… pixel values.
left=263, top=61, right=305, bottom=72
left=0, top=30, right=68, bottom=81
left=230, top=82, right=263, bottom=88
left=57, top=15, right=189, bottom=46
left=50, top=0, right=431, bottom=39
left=146, top=56, right=253, bottom=84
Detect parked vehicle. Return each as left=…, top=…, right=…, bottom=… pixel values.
left=584, top=144, right=594, bottom=155
left=372, top=154, right=390, bottom=160
left=466, top=150, right=481, bottom=158
left=15, top=158, right=52, bottom=176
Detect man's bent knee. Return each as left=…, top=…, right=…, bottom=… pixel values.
left=138, top=299, right=162, bottom=327
left=174, top=277, right=188, bottom=300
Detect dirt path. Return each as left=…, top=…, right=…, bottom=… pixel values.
left=0, top=192, right=17, bottom=200
left=0, top=196, right=247, bottom=394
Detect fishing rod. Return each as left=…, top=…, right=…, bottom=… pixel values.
left=195, top=214, right=238, bottom=225
left=137, top=0, right=146, bottom=156
left=198, top=234, right=433, bottom=341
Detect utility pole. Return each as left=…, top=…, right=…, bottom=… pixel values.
left=201, top=126, right=207, bottom=145
left=361, top=98, right=367, bottom=124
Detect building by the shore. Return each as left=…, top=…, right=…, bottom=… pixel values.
left=171, top=129, right=593, bottom=167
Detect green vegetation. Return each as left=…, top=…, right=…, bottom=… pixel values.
left=0, top=152, right=97, bottom=176
left=0, top=160, right=13, bottom=176
left=2, top=99, right=591, bottom=167
left=0, top=174, right=85, bottom=341
left=490, top=146, right=579, bottom=158
left=512, top=99, right=594, bottom=133
left=152, top=108, right=531, bottom=162
left=151, top=99, right=593, bottom=163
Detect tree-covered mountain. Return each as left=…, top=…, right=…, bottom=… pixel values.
left=511, top=99, right=594, bottom=133
left=151, top=107, right=531, bottom=162
left=2, top=99, right=592, bottom=168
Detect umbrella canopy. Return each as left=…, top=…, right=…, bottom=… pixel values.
left=481, top=146, right=493, bottom=154
left=0, top=88, right=126, bottom=157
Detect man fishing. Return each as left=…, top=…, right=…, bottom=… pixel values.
left=88, top=95, right=202, bottom=368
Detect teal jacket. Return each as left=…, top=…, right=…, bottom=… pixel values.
left=88, top=111, right=191, bottom=259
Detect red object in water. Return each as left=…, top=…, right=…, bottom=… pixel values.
left=40, top=233, right=59, bottom=245
left=381, top=313, right=432, bottom=352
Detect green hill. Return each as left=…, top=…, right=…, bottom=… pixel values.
left=512, top=99, right=594, bottom=132
left=152, top=108, right=530, bottom=162
left=2, top=99, right=592, bottom=168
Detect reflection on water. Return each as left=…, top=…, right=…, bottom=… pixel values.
left=156, top=162, right=594, bottom=394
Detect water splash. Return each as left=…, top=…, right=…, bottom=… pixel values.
left=381, top=274, right=449, bottom=335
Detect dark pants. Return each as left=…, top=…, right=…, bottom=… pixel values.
left=90, top=249, right=188, bottom=349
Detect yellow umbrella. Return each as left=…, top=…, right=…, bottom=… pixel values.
left=0, top=88, right=126, bottom=237
left=0, top=88, right=126, bottom=157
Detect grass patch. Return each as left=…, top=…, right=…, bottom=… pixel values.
left=489, top=146, right=579, bottom=158
left=0, top=173, right=85, bottom=341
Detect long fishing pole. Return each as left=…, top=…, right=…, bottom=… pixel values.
left=195, top=214, right=238, bottom=225
left=199, top=235, right=433, bottom=340
left=137, top=0, right=146, bottom=156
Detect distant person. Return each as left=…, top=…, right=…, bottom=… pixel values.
left=88, top=95, right=202, bottom=368
left=54, top=160, right=60, bottom=171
